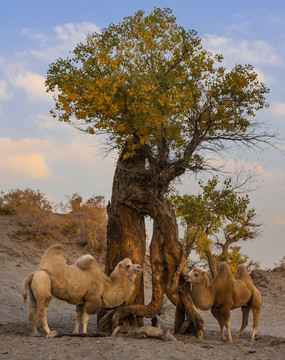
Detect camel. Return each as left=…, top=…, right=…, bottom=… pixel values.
left=187, top=262, right=262, bottom=342
left=22, top=244, right=142, bottom=337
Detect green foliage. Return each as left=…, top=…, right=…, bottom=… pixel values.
left=172, top=176, right=260, bottom=271
left=46, top=8, right=269, bottom=159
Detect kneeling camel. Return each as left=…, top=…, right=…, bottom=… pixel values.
left=22, top=244, right=142, bottom=337
left=187, top=262, right=262, bottom=342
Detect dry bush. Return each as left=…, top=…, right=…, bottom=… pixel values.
left=0, top=189, right=52, bottom=214
left=0, top=188, right=55, bottom=243
left=56, top=193, right=107, bottom=250
left=0, top=189, right=107, bottom=249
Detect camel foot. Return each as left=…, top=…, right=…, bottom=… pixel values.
left=46, top=330, right=59, bottom=338
left=197, top=329, right=204, bottom=339
left=31, top=332, right=41, bottom=337
left=111, top=326, right=122, bottom=337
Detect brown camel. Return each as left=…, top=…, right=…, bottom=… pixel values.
left=187, top=262, right=262, bottom=342
left=22, top=244, right=142, bottom=337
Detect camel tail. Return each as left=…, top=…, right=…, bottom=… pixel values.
left=22, top=273, right=35, bottom=302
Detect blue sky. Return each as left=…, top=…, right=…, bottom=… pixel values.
left=1, top=1, right=285, bottom=268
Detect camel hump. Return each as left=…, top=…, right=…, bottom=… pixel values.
left=217, top=262, right=232, bottom=277
left=235, top=265, right=255, bottom=289
left=235, top=265, right=251, bottom=280
left=43, top=244, right=63, bottom=257
left=39, top=244, right=65, bottom=269
left=75, top=254, right=97, bottom=270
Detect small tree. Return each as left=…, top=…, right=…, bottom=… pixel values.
left=172, top=176, right=261, bottom=275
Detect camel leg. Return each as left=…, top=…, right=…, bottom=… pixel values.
left=28, top=289, right=38, bottom=334
left=73, top=305, right=84, bottom=333
left=31, top=271, right=54, bottom=337
left=81, top=293, right=102, bottom=333
left=82, top=312, right=91, bottom=333
left=251, top=302, right=261, bottom=341
left=235, top=305, right=251, bottom=339
left=37, top=301, right=52, bottom=335
left=251, top=290, right=262, bottom=341
left=220, top=306, right=232, bottom=342
left=211, top=306, right=225, bottom=341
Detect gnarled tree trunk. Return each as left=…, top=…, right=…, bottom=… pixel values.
left=98, top=151, right=203, bottom=336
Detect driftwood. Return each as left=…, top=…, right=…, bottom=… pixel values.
left=112, top=323, right=177, bottom=341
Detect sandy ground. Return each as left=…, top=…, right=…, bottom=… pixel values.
left=0, top=214, right=284, bottom=360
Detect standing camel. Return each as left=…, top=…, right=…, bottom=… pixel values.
left=22, top=244, right=142, bottom=337
left=187, top=262, right=262, bottom=342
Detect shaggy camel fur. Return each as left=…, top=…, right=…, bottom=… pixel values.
left=187, top=262, right=262, bottom=342
left=22, top=244, right=142, bottom=337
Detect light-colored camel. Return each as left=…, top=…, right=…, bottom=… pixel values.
left=187, top=262, right=262, bottom=342
left=22, top=244, right=142, bottom=337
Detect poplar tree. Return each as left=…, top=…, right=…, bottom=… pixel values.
left=46, top=8, right=271, bottom=334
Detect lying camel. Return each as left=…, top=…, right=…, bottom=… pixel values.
left=22, top=244, right=142, bottom=337
left=187, top=262, right=262, bottom=342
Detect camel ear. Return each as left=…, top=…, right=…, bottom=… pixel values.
left=76, top=255, right=95, bottom=270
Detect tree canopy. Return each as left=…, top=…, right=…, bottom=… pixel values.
left=46, top=8, right=270, bottom=169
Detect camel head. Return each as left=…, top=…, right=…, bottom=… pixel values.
left=118, top=258, right=142, bottom=277
left=186, top=268, right=207, bottom=284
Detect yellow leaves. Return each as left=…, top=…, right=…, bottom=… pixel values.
left=116, top=124, right=126, bottom=132
left=46, top=6, right=269, bottom=163
left=88, top=127, right=95, bottom=135
left=195, top=231, right=212, bottom=255
left=157, top=93, right=169, bottom=107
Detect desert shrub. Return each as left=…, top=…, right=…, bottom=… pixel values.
left=0, top=188, right=52, bottom=214
left=0, top=189, right=107, bottom=249
left=0, top=188, right=55, bottom=242
left=57, top=193, right=107, bottom=249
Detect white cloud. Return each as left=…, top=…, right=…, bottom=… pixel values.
left=8, top=153, right=52, bottom=179
left=203, top=35, right=282, bottom=66
left=0, top=137, right=115, bottom=194
left=273, top=214, right=285, bottom=226
left=271, top=101, right=285, bottom=118
left=269, top=13, right=285, bottom=26
left=0, top=80, right=13, bottom=100
left=0, top=138, right=52, bottom=179
left=34, top=114, right=60, bottom=130
left=254, top=68, right=276, bottom=85
left=204, top=155, right=284, bottom=184
left=11, top=71, right=52, bottom=102
left=26, top=22, right=100, bottom=61
left=21, top=27, right=46, bottom=41
left=253, top=163, right=275, bottom=182
left=229, top=21, right=250, bottom=33
left=54, top=22, right=100, bottom=43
